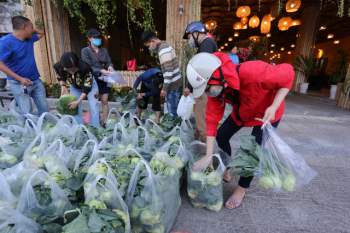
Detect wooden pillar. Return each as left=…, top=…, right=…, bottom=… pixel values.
left=166, top=0, right=201, bottom=87
left=293, top=3, right=320, bottom=91
left=22, top=0, right=71, bottom=84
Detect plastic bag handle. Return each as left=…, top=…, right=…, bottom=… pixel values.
left=126, top=160, right=156, bottom=206
left=36, top=112, right=59, bottom=131
left=212, top=154, right=226, bottom=173
left=145, top=119, right=166, bottom=135
left=106, top=108, right=121, bottom=121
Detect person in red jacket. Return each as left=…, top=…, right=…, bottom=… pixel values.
left=186, top=52, right=295, bottom=209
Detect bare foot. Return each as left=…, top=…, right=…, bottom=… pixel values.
left=225, top=186, right=246, bottom=209
left=223, top=169, right=233, bottom=183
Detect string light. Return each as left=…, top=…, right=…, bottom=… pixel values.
left=334, top=40, right=340, bottom=44
left=327, top=34, right=334, bottom=39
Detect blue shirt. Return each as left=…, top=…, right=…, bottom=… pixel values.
left=0, top=33, right=40, bottom=81
left=228, top=53, right=240, bottom=65
left=133, top=68, right=162, bottom=97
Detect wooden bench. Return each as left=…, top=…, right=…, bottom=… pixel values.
left=0, top=90, right=14, bottom=108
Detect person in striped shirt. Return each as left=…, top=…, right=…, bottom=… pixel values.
left=141, top=31, right=182, bottom=117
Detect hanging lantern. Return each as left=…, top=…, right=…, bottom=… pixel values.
left=233, top=22, right=243, bottom=30
left=241, top=17, right=249, bottom=25
left=291, top=19, right=301, bottom=27
left=286, top=0, right=302, bottom=13
left=205, top=19, right=218, bottom=31
left=261, top=14, right=272, bottom=34
left=249, top=15, right=260, bottom=28
left=236, top=6, right=251, bottom=18
left=278, top=17, right=293, bottom=31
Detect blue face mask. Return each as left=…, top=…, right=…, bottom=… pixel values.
left=91, top=38, right=102, bottom=47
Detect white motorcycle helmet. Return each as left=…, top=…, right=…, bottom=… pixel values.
left=186, top=53, right=222, bottom=98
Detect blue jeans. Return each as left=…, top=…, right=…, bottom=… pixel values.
left=8, top=79, right=48, bottom=116
left=70, top=80, right=100, bottom=128
left=166, top=89, right=180, bottom=117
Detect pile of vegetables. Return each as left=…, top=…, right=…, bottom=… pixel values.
left=0, top=109, right=191, bottom=233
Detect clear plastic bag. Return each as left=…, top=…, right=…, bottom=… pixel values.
left=84, top=158, right=132, bottom=232
left=17, top=169, right=72, bottom=224
left=0, top=172, right=17, bottom=207
left=187, top=143, right=225, bottom=212
left=23, top=134, right=48, bottom=169
left=36, top=112, right=60, bottom=133
left=176, top=95, right=194, bottom=120
left=126, top=160, right=166, bottom=233
left=0, top=108, right=23, bottom=127
left=0, top=204, right=42, bottom=233
left=2, top=162, right=37, bottom=196
left=156, top=136, right=188, bottom=170
left=105, top=108, right=121, bottom=130
left=42, top=140, right=73, bottom=185
left=257, top=124, right=317, bottom=192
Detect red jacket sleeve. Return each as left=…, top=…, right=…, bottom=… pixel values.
left=206, top=96, right=225, bottom=137
left=262, top=63, right=295, bottom=90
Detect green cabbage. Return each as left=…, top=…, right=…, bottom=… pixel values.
left=56, top=95, right=79, bottom=115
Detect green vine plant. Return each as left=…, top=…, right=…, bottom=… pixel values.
left=337, top=0, right=345, bottom=17
left=24, top=0, right=154, bottom=37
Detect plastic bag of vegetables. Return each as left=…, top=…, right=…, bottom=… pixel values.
left=0, top=108, right=23, bottom=127
left=84, top=158, right=118, bottom=209
left=82, top=160, right=132, bottom=232
left=0, top=172, right=17, bottom=206
left=17, top=169, right=72, bottom=224
left=126, top=160, right=166, bottom=233
left=61, top=205, right=131, bottom=233
left=0, top=203, right=42, bottom=233
left=109, top=148, right=144, bottom=197
left=35, top=112, right=60, bottom=133
left=157, top=136, right=188, bottom=170
left=149, top=154, right=182, bottom=233
left=42, top=140, right=73, bottom=185
left=105, top=108, right=122, bottom=130
left=187, top=153, right=225, bottom=212
left=44, top=115, right=80, bottom=144
left=2, top=162, right=37, bottom=196
left=257, top=124, right=317, bottom=192
left=23, top=134, right=48, bottom=168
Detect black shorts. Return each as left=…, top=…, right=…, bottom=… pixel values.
left=96, top=78, right=111, bottom=95
left=138, top=83, right=161, bottom=111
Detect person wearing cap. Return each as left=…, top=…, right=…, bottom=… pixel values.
left=183, top=21, right=218, bottom=142
left=141, top=31, right=182, bottom=117
left=187, top=52, right=294, bottom=209
left=81, top=28, right=114, bottom=126
left=54, top=52, right=100, bottom=127
left=133, top=68, right=163, bottom=123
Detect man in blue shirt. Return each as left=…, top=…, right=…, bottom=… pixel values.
left=0, top=16, right=48, bottom=115
left=133, top=68, right=163, bottom=123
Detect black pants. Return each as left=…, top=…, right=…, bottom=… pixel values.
left=216, top=116, right=280, bottom=188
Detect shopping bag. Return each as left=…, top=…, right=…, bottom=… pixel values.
left=176, top=95, right=194, bottom=120
left=257, top=124, right=317, bottom=192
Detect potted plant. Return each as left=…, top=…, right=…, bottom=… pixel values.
left=294, top=55, right=317, bottom=94
left=329, top=49, right=349, bottom=100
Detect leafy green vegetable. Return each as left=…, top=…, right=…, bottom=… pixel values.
left=57, top=95, right=79, bottom=116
